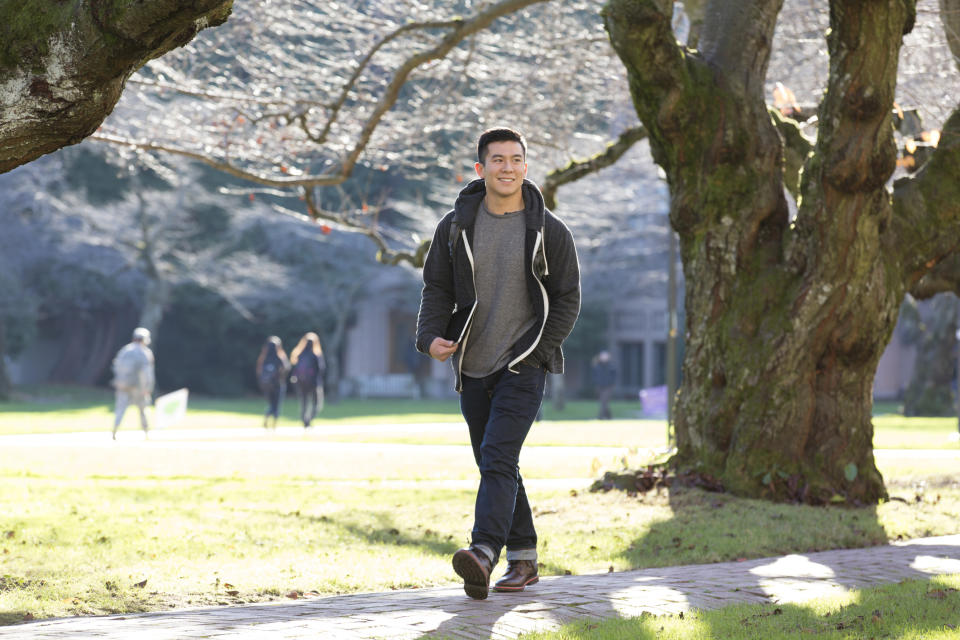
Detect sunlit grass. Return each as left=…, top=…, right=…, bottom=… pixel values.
left=1, top=468, right=958, bottom=625
left=1, top=385, right=959, bottom=625
left=518, top=574, right=960, bottom=640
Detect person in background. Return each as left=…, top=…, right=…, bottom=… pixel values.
left=289, top=332, right=326, bottom=428
left=592, top=350, right=616, bottom=420
left=256, top=335, right=290, bottom=429
left=112, top=327, right=156, bottom=440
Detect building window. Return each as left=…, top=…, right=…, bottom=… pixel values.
left=653, top=341, right=667, bottom=386
left=619, top=342, right=645, bottom=390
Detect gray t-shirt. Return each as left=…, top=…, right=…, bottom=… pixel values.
left=460, top=201, right=537, bottom=378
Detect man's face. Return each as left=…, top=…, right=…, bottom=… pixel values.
left=475, top=140, right=527, bottom=200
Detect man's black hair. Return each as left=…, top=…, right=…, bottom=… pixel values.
left=477, top=127, right=527, bottom=164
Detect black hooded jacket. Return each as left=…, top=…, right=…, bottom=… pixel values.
left=416, top=178, right=581, bottom=392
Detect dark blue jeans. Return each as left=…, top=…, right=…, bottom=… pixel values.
left=460, top=364, right=546, bottom=564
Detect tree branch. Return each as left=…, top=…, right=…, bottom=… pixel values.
left=602, top=0, right=689, bottom=172
left=541, top=125, right=647, bottom=210
left=894, top=106, right=960, bottom=290
left=300, top=187, right=429, bottom=268
left=909, top=254, right=960, bottom=299
left=942, top=0, right=960, bottom=72
left=93, top=0, right=550, bottom=190
left=89, top=132, right=348, bottom=187
left=698, top=0, right=783, bottom=101
left=0, top=0, right=233, bottom=173
left=305, top=18, right=464, bottom=146
left=126, top=78, right=330, bottom=109
left=335, top=0, right=552, bottom=179
left=794, top=0, right=912, bottom=253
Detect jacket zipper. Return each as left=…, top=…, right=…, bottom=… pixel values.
left=507, top=229, right=549, bottom=373
left=456, top=229, right=479, bottom=392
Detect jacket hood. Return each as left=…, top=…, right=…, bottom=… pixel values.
left=453, top=178, right=546, bottom=230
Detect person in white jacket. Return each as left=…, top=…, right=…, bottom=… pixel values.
left=111, top=327, right=155, bottom=439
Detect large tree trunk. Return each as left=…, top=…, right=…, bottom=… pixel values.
left=0, top=0, right=232, bottom=173
left=601, top=0, right=960, bottom=504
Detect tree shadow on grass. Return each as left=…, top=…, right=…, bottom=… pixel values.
left=418, top=485, right=959, bottom=639
left=267, top=508, right=463, bottom=557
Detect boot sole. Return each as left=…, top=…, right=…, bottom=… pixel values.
left=452, top=549, right=490, bottom=600
left=492, top=575, right=539, bottom=592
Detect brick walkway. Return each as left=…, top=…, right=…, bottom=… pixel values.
left=4, top=535, right=959, bottom=640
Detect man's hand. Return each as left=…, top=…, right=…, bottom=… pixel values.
left=429, top=337, right=459, bottom=362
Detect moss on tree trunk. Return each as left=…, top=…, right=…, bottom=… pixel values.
left=0, top=0, right=232, bottom=173
left=600, top=0, right=960, bottom=504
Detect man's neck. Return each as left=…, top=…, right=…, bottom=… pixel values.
left=484, top=192, right=524, bottom=215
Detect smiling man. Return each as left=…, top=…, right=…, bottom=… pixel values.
left=416, top=127, right=581, bottom=599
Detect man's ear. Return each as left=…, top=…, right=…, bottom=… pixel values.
left=474, top=161, right=484, bottom=178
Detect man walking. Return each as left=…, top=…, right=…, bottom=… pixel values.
left=416, top=128, right=580, bottom=599
left=111, top=327, right=155, bottom=439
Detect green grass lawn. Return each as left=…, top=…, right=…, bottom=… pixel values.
left=1, top=385, right=959, bottom=628
left=2, top=473, right=959, bottom=626
left=519, top=574, right=960, bottom=640
left=3, top=384, right=959, bottom=450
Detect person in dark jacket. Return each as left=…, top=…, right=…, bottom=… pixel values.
left=592, top=350, right=616, bottom=419
left=256, top=336, right=289, bottom=429
left=289, top=331, right=326, bottom=428
left=416, top=127, right=581, bottom=600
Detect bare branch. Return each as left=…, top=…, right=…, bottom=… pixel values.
left=89, top=132, right=347, bottom=187
left=541, top=125, right=647, bottom=210
left=909, top=253, right=960, bottom=299
left=126, top=78, right=331, bottom=109
left=300, top=187, right=429, bottom=267
left=942, top=0, right=960, bottom=72
left=306, top=18, right=464, bottom=146
left=93, top=0, right=552, bottom=190
left=335, top=0, right=553, bottom=178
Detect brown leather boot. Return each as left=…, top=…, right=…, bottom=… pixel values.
left=452, top=547, right=492, bottom=600
left=492, top=559, right=539, bottom=592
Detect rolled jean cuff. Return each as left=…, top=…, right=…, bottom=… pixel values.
left=505, top=548, right=537, bottom=561
left=474, top=543, right=496, bottom=564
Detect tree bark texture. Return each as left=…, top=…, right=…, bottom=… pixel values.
left=0, top=0, right=232, bottom=173
left=605, top=0, right=959, bottom=504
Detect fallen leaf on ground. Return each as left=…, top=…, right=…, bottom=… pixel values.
left=133, top=579, right=148, bottom=588
left=226, top=590, right=239, bottom=596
